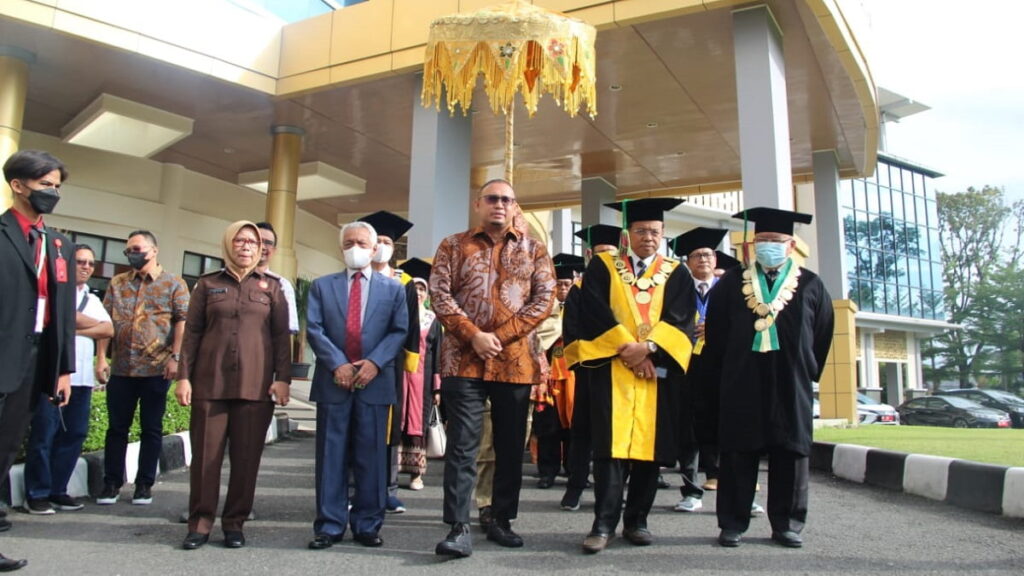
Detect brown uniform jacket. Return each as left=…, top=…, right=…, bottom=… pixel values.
left=179, top=269, right=291, bottom=401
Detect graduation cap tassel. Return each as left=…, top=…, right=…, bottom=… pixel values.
left=619, top=198, right=631, bottom=255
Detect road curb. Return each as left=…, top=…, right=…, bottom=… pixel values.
left=811, top=441, right=1024, bottom=519
left=6, top=413, right=293, bottom=507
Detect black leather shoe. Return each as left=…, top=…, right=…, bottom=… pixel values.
left=224, top=531, right=245, bottom=548
left=623, top=526, right=653, bottom=546
left=0, top=554, right=27, bottom=572
left=182, top=532, right=209, bottom=550
left=0, top=519, right=10, bottom=533
left=771, top=530, right=803, bottom=548
left=486, top=521, right=524, bottom=548
left=657, top=474, right=671, bottom=489
left=536, top=477, right=555, bottom=489
left=308, top=533, right=344, bottom=550
left=477, top=506, right=494, bottom=531
left=435, top=522, right=472, bottom=558
left=582, top=532, right=611, bottom=554
left=718, top=529, right=742, bottom=548
left=354, top=532, right=383, bottom=547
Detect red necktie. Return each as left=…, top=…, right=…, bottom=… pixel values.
left=344, top=272, right=363, bottom=361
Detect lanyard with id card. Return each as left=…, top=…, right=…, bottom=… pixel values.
left=34, top=228, right=48, bottom=333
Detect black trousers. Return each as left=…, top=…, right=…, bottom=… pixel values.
left=677, top=442, right=704, bottom=499
left=591, top=458, right=659, bottom=535
left=440, top=377, right=531, bottom=525
left=717, top=449, right=808, bottom=533
left=0, top=341, right=41, bottom=483
left=699, top=443, right=719, bottom=480
left=565, top=370, right=592, bottom=491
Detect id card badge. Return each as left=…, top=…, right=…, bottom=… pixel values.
left=35, top=297, right=46, bottom=333
left=55, top=256, right=69, bottom=283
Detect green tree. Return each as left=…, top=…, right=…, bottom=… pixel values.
left=844, top=212, right=923, bottom=312
left=926, top=186, right=1024, bottom=388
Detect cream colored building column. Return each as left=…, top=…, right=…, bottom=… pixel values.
left=0, top=47, right=34, bottom=211
left=265, top=125, right=303, bottom=282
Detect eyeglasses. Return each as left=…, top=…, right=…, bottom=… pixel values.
left=123, top=248, right=147, bottom=256
left=76, top=259, right=95, bottom=267
left=688, top=251, right=715, bottom=261
left=630, top=227, right=663, bottom=238
left=261, top=239, right=276, bottom=247
left=481, top=194, right=516, bottom=206
left=232, top=238, right=260, bottom=247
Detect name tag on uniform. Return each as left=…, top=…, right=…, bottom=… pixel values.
left=35, top=297, right=46, bottom=333
left=208, top=288, right=227, bottom=294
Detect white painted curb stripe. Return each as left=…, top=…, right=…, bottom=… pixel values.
left=903, top=454, right=953, bottom=501
left=832, top=444, right=870, bottom=483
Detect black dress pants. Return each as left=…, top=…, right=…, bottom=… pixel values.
left=0, top=342, right=41, bottom=481
left=565, top=369, right=592, bottom=491
left=591, top=458, right=659, bottom=535
left=717, top=448, right=808, bottom=533
left=440, top=377, right=531, bottom=525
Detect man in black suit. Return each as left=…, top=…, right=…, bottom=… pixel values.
left=0, top=149, right=75, bottom=573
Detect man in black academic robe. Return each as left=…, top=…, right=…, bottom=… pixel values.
left=567, top=199, right=695, bottom=554
left=702, top=207, right=834, bottom=549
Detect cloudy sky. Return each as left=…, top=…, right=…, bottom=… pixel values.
left=860, top=0, right=1024, bottom=200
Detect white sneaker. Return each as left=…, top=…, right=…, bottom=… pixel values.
left=750, top=502, right=765, bottom=517
left=410, top=477, right=424, bottom=491
left=673, top=496, right=703, bottom=513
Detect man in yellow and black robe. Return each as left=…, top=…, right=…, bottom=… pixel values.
left=567, top=198, right=695, bottom=554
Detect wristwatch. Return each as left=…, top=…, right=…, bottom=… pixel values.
left=170, top=353, right=181, bottom=362
left=645, top=340, right=658, bottom=354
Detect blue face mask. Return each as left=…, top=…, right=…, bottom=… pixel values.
left=754, top=241, right=789, bottom=269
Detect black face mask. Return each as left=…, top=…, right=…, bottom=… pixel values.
left=127, top=251, right=150, bottom=270
left=27, top=187, right=61, bottom=215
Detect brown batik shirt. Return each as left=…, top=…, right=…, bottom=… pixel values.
left=429, top=225, right=555, bottom=384
left=103, top=265, right=190, bottom=377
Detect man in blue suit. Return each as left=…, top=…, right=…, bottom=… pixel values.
left=306, top=221, right=409, bottom=549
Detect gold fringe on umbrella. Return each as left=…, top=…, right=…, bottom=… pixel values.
left=422, top=0, right=597, bottom=119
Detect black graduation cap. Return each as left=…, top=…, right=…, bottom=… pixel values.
left=573, top=224, right=621, bottom=248
left=399, top=257, right=432, bottom=281
left=671, top=227, right=729, bottom=258
left=732, top=207, right=812, bottom=235
left=605, top=198, right=685, bottom=225
left=715, top=250, right=741, bottom=271
left=358, top=211, right=414, bottom=240
left=552, top=253, right=585, bottom=280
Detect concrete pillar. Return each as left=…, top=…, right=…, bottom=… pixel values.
left=0, top=47, right=34, bottom=211
left=407, top=78, right=472, bottom=258
left=819, top=300, right=858, bottom=422
left=862, top=331, right=878, bottom=390
left=906, top=334, right=923, bottom=391
left=265, top=125, right=304, bottom=282
left=732, top=5, right=793, bottom=210
left=158, top=164, right=186, bottom=275
left=581, top=177, right=618, bottom=227
left=813, top=150, right=847, bottom=298
left=550, top=208, right=573, bottom=255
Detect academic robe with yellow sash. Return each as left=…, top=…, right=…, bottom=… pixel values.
left=388, top=271, right=421, bottom=446
left=566, top=251, right=696, bottom=464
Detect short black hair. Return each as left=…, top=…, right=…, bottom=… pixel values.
left=3, top=149, right=68, bottom=184
left=74, top=243, right=95, bottom=256
left=128, top=230, right=158, bottom=247
left=255, top=221, right=276, bottom=239
left=478, top=178, right=513, bottom=195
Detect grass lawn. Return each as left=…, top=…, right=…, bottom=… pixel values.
left=813, top=426, right=1024, bottom=468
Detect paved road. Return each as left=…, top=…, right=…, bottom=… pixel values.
left=3, top=389, right=1022, bottom=575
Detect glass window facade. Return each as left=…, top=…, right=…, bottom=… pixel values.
left=183, top=251, right=225, bottom=289
left=842, top=156, right=944, bottom=319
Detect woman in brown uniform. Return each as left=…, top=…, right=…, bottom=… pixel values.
left=175, top=220, right=291, bottom=550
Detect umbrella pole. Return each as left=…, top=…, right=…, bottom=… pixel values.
left=504, top=104, right=514, bottom=185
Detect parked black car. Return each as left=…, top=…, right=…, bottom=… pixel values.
left=936, top=388, right=1024, bottom=428
left=897, top=395, right=1012, bottom=429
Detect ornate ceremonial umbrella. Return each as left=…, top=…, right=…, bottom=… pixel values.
left=421, top=0, right=597, bottom=184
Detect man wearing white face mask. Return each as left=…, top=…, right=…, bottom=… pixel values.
left=701, top=207, right=834, bottom=550
left=306, top=221, right=409, bottom=550
left=358, top=211, right=419, bottom=513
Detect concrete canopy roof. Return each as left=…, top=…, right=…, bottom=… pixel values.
left=0, top=0, right=877, bottom=226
